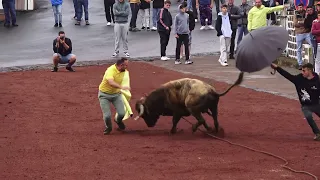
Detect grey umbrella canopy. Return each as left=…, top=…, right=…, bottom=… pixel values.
left=235, top=26, right=289, bottom=73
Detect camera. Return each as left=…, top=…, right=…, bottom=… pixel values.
left=60, top=36, right=65, bottom=40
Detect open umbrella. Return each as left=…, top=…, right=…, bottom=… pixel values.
left=235, top=26, right=289, bottom=73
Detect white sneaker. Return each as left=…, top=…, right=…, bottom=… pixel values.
left=175, top=60, right=182, bottom=64
left=151, top=27, right=157, bottom=31
left=112, top=52, right=119, bottom=58
left=195, top=19, right=198, bottom=23
left=107, top=22, right=111, bottom=26
left=219, top=59, right=228, bottom=66
left=208, top=25, right=215, bottom=30
left=200, top=26, right=206, bottom=30
left=185, top=60, right=193, bottom=64
left=161, top=56, right=170, bottom=61
left=124, top=52, right=130, bottom=58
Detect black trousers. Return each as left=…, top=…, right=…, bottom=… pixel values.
left=158, top=30, right=170, bottom=57
left=176, top=34, right=189, bottom=60
left=104, top=0, right=114, bottom=23
left=230, top=28, right=237, bottom=56
left=192, top=0, right=198, bottom=19
left=130, top=3, right=140, bottom=28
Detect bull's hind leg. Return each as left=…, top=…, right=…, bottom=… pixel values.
left=171, top=115, right=182, bottom=134
left=209, top=99, right=220, bottom=133
left=191, top=113, right=213, bottom=133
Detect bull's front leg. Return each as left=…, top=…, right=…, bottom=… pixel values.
left=191, top=113, right=212, bottom=133
left=170, top=115, right=182, bottom=134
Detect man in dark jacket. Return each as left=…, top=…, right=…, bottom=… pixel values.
left=237, top=0, right=252, bottom=45
left=2, top=0, right=18, bottom=27
left=157, top=0, right=172, bottom=61
left=271, top=63, right=320, bottom=141
left=52, top=31, right=77, bottom=72
left=227, top=0, right=241, bottom=59
left=151, top=0, right=165, bottom=31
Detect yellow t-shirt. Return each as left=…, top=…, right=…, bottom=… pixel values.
left=99, top=64, right=126, bottom=94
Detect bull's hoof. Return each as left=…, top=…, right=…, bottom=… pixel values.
left=206, top=127, right=213, bottom=132
left=170, top=128, right=177, bottom=134
left=212, top=127, right=225, bottom=138
left=192, top=124, right=198, bottom=133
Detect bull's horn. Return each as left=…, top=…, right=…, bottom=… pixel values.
left=139, top=104, right=144, bottom=116
left=134, top=116, right=140, bottom=120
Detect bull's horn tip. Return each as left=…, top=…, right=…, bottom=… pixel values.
left=134, top=116, right=140, bottom=120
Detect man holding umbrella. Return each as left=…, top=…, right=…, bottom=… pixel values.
left=270, top=63, right=320, bottom=141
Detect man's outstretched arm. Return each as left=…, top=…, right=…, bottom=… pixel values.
left=271, top=63, right=297, bottom=83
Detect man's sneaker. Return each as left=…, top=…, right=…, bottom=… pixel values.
left=103, top=127, right=112, bottom=135
left=66, top=66, right=75, bottom=72
left=146, top=27, right=150, bottom=31
left=185, top=60, right=193, bottom=64
left=151, top=27, right=157, bottom=31
left=141, top=26, right=145, bottom=30
left=75, top=21, right=81, bottom=25
left=112, top=52, right=119, bottom=57
left=51, top=67, right=58, bottom=72
left=107, top=22, right=111, bottom=26
left=59, top=23, right=62, bottom=27
left=200, top=26, right=206, bottom=30
left=208, top=25, right=215, bottom=30
left=86, top=21, right=90, bottom=25
left=114, top=120, right=126, bottom=130
left=161, top=56, right=170, bottom=61
left=314, top=133, right=320, bottom=141
left=229, top=55, right=235, bottom=59
left=175, top=60, right=182, bottom=64
left=124, top=52, right=130, bottom=57
left=54, top=23, right=58, bottom=27
left=219, top=59, right=228, bottom=66
left=195, top=19, right=198, bottom=23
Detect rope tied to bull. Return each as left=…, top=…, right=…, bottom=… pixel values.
left=181, top=117, right=318, bottom=180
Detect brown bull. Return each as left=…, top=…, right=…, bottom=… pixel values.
left=134, top=72, right=244, bottom=134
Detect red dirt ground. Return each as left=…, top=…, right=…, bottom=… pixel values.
left=1, top=62, right=319, bottom=180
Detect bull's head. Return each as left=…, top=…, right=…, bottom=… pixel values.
left=134, top=97, right=158, bottom=127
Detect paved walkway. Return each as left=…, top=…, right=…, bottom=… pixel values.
left=147, top=56, right=300, bottom=100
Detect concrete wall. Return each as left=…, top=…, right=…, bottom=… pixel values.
left=0, top=0, right=35, bottom=11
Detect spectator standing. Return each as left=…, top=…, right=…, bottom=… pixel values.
left=151, top=0, right=164, bottom=31
left=139, top=0, right=151, bottom=30
left=174, top=3, right=193, bottom=65
left=215, top=4, right=232, bottom=67
left=52, top=31, right=77, bottom=72
left=237, top=0, right=252, bottom=45
left=2, top=0, right=18, bottom=27
left=129, top=0, right=141, bottom=32
left=112, top=0, right=131, bottom=58
left=75, top=0, right=90, bottom=25
left=104, top=0, right=115, bottom=26
left=180, top=5, right=196, bottom=59
left=293, top=4, right=315, bottom=69
left=51, top=0, right=63, bottom=27
left=196, top=0, right=215, bottom=30
left=227, top=0, right=241, bottom=59
left=158, top=0, right=173, bottom=61
left=247, top=0, right=285, bottom=32
left=311, top=11, right=320, bottom=74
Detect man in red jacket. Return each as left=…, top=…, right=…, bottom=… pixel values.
left=311, top=11, right=320, bottom=75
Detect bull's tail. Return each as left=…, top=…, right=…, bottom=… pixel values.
left=217, top=72, right=244, bottom=97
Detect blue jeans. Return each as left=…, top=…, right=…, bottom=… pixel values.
left=301, top=105, right=320, bottom=135
left=152, top=8, right=161, bottom=28
left=53, top=53, right=75, bottom=64
left=77, top=0, right=88, bottom=21
left=52, top=5, right=62, bottom=24
left=237, top=24, right=249, bottom=45
left=311, top=35, right=317, bottom=59
left=2, top=0, right=16, bottom=25
left=296, top=33, right=313, bottom=65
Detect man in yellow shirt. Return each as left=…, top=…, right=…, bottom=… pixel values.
left=98, top=57, right=130, bottom=135
left=247, top=0, right=288, bottom=32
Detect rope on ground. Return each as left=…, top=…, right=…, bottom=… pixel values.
left=182, top=117, right=318, bottom=180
